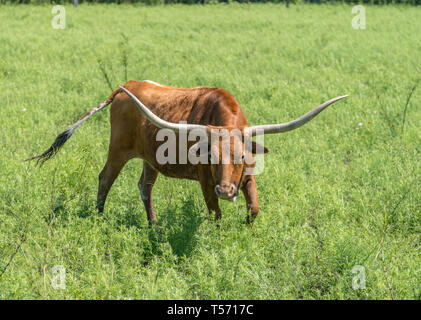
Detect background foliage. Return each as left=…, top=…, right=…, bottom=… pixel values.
left=0, top=4, right=420, bottom=299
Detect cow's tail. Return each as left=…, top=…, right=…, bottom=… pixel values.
left=25, top=88, right=121, bottom=165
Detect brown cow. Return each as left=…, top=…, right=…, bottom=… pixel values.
left=27, top=80, right=347, bottom=225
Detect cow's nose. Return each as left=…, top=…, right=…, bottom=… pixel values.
left=214, top=183, right=237, bottom=199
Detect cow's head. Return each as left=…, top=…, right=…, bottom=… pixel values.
left=187, top=125, right=269, bottom=201
left=120, top=86, right=347, bottom=201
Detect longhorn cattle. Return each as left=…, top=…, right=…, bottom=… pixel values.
left=27, top=80, right=347, bottom=225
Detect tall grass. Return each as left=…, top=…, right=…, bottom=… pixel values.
left=0, top=4, right=420, bottom=299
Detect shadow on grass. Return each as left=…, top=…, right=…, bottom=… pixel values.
left=116, top=204, right=144, bottom=229
left=167, top=198, right=202, bottom=257
left=74, top=197, right=94, bottom=219
left=48, top=193, right=93, bottom=223
left=147, top=198, right=202, bottom=260
left=59, top=193, right=202, bottom=263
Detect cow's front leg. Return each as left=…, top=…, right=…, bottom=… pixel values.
left=201, top=182, right=222, bottom=220
left=198, top=171, right=221, bottom=220
left=241, top=176, right=260, bottom=226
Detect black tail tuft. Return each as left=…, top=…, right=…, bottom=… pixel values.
left=24, top=127, right=75, bottom=166
left=24, top=88, right=120, bottom=166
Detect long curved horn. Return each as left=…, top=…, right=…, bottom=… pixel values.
left=119, top=86, right=209, bottom=133
left=247, top=95, right=348, bottom=136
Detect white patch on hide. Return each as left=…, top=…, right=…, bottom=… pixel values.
left=144, top=80, right=165, bottom=87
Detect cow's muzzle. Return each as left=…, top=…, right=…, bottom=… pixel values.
left=214, top=182, right=238, bottom=201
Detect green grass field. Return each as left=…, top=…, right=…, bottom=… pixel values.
left=0, top=4, right=420, bottom=299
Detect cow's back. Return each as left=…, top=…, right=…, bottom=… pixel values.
left=108, top=80, right=249, bottom=179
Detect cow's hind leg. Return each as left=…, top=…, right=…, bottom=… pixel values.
left=97, top=150, right=129, bottom=213
left=138, top=161, right=159, bottom=224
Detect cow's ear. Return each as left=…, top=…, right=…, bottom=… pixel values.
left=250, top=141, right=269, bottom=154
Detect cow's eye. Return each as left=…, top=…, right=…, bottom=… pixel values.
left=236, top=154, right=245, bottom=163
